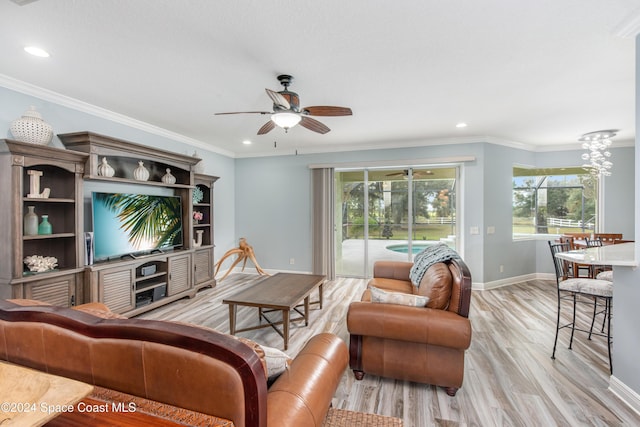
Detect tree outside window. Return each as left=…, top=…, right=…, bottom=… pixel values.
left=513, top=167, right=597, bottom=238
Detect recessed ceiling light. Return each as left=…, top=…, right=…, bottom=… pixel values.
left=242, top=140, right=252, bottom=145
left=24, top=46, right=50, bottom=58
left=455, top=122, right=467, bottom=128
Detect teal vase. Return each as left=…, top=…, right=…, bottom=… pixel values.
left=38, top=215, right=52, bottom=235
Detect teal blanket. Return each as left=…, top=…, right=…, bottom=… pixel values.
left=409, top=243, right=460, bottom=287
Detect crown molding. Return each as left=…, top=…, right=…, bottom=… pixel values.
left=2, top=73, right=632, bottom=160
left=0, top=74, right=236, bottom=158
left=533, top=138, right=635, bottom=152
left=234, top=135, right=539, bottom=159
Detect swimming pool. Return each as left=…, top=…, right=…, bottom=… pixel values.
left=385, top=243, right=435, bottom=254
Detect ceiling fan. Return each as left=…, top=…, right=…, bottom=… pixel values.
left=386, top=170, right=434, bottom=178
left=215, top=74, right=352, bottom=135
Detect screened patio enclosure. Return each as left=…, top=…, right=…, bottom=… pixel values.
left=335, top=167, right=458, bottom=277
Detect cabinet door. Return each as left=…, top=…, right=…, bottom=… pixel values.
left=99, top=267, right=135, bottom=314
left=24, top=274, right=76, bottom=307
left=194, top=248, right=213, bottom=285
left=168, top=254, right=192, bottom=296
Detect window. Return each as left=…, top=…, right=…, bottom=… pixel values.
left=336, top=167, right=458, bottom=277
left=512, top=166, right=597, bottom=239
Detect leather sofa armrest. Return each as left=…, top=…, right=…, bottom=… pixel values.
left=347, top=301, right=471, bottom=349
left=373, top=261, right=413, bottom=281
left=267, top=333, right=348, bottom=427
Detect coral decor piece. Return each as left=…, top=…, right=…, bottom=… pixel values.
left=214, top=238, right=268, bottom=281
left=192, top=186, right=204, bottom=204
left=24, top=255, right=58, bottom=273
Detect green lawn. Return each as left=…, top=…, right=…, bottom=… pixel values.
left=350, top=224, right=455, bottom=241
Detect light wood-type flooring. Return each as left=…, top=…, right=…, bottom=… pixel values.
left=138, top=274, right=640, bottom=426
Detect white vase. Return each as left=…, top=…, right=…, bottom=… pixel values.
left=133, top=161, right=149, bottom=181
left=97, top=157, right=115, bottom=177
left=10, top=106, right=53, bottom=145
left=24, top=206, right=39, bottom=236
left=161, top=168, right=176, bottom=184
left=193, top=230, right=204, bottom=247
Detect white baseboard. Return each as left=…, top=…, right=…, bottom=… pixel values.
left=216, top=267, right=312, bottom=279
left=473, top=272, right=555, bottom=290
left=609, top=376, right=640, bottom=416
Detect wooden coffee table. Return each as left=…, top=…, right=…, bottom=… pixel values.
left=222, top=272, right=325, bottom=349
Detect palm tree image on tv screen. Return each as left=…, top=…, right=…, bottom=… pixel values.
left=92, top=192, right=183, bottom=261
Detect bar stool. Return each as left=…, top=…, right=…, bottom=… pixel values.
left=548, top=241, right=613, bottom=374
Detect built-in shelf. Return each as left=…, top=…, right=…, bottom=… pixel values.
left=1, top=139, right=88, bottom=307
left=24, top=233, right=75, bottom=240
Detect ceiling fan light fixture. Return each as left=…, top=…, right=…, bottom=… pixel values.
left=271, top=112, right=301, bottom=130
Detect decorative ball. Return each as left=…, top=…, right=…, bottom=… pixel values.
left=133, top=161, right=150, bottom=181
left=10, top=106, right=53, bottom=145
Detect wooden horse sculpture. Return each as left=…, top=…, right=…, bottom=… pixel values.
left=214, top=238, right=269, bottom=281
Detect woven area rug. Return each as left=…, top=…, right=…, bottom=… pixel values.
left=322, top=408, right=403, bottom=427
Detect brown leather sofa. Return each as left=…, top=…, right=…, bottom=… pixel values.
left=347, top=257, right=472, bottom=396
left=0, top=299, right=348, bottom=426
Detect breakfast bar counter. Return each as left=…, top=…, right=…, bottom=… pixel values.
left=555, top=242, right=636, bottom=267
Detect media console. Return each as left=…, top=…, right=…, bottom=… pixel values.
left=85, top=250, right=192, bottom=316
left=58, top=131, right=219, bottom=316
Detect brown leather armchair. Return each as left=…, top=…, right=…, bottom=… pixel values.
left=347, top=257, right=472, bottom=396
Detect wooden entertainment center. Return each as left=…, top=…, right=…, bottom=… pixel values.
left=0, top=132, right=219, bottom=316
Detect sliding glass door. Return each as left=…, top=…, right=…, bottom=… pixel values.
left=335, top=167, right=458, bottom=278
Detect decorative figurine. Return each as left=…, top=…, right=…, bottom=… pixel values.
left=214, top=238, right=268, bottom=281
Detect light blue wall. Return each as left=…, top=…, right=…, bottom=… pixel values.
left=483, top=143, right=537, bottom=282
left=1, top=84, right=634, bottom=288
left=234, top=143, right=488, bottom=281
left=608, top=33, right=640, bottom=399
left=235, top=142, right=634, bottom=286
left=0, top=86, right=236, bottom=257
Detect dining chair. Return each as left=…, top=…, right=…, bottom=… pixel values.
left=563, top=232, right=591, bottom=240
left=585, top=237, right=603, bottom=247
left=548, top=241, right=613, bottom=374
left=594, top=233, right=623, bottom=244
left=559, top=235, right=592, bottom=278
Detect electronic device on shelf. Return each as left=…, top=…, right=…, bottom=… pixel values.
left=91, top=192, right=183, bottom=262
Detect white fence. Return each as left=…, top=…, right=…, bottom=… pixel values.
left=547, top=217, right=594, bottom=229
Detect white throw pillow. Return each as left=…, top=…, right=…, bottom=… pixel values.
left=369, top=286, right=429, bottom=307
left=237, top=337, right=292, bottom=380
left=260, top=344, right=292, bottom=379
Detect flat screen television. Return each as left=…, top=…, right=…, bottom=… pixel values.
left=91, top=192, right=183, bottom=261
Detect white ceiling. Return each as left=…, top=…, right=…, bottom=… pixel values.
left=1, top=0, right=638, bottom=158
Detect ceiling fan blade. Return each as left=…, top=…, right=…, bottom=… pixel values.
left=265, top=88, right=290, bottom=110
left=299, top=116, right=330, bottom=134
left=385, top=172, right=405, bottom=177
left=257, top=120, right=276, bottom=135
left=302, top=106, right=353, bottom=116
left=215, top=111, right=270, bottom=115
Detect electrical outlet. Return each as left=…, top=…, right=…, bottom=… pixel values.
left=289, top=258, right=295, bottom=265
left=499, top=265, right=504, bottom=273
left=470, top=226, right=479, bottom=235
